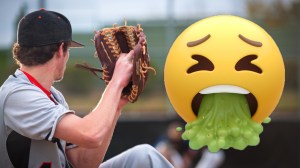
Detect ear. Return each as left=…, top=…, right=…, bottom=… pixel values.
left=56, top=43, right=65, bottom=58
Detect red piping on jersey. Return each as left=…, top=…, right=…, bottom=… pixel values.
left=21, top=70, right=57, bottom=104
left=40, top=162, right=52, bottom=168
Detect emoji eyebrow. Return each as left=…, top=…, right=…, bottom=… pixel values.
left=239, top=34, right=262, bottom=47
left=187, top=34, right=211, bottom=47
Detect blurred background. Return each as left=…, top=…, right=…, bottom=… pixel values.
left=1, top=0, right=300, bottom=167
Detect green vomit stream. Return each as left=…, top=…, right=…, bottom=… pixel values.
left=181, top=93, right=270, bottom=152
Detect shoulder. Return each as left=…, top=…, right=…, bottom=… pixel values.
left=3, top=80, right=39, bottom=97
left=0, top=70, right=49, bottom=107
left=0, top=71, right=33, bottom=97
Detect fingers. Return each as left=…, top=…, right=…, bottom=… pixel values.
left=138, top=33, right=146, bottom=45
left=112, top=50, right=135, bottom=88
left=119, top=50, right=134, bottom=62
left=126, top=50, right=135, bottom=62
left=133, top=44, right=141, bottom=56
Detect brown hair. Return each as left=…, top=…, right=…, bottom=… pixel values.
left=12, top=42, right=69, bottom=66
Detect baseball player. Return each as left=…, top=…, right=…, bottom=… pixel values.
left=0, top=9, right=173, bottom=168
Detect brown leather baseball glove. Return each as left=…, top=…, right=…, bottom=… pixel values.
left=76, top=24, right=156, bottom=103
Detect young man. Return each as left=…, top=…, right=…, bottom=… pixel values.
left=0, top=9, right=173, bottom=168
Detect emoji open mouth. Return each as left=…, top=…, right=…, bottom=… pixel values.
left=182, top=85, right=263, bottom=152
left=192, top=85, right=258, bottom=117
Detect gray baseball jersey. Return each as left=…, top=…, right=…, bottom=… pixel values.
left=0, top=69, right=75, bottom=168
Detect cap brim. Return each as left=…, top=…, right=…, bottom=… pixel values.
left=70, top=40, right=84, bottom=48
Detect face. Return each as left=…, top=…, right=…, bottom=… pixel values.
left=54, top=48, right=69, bottom=82
left=164, top=15, right=285, bottom=123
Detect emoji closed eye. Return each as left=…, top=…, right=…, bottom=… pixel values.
left=235, top=55, right=262, bottom=74
left=187, top=55, right=214, bottom=74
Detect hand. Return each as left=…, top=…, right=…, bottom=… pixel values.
left=111, top=50, right=134, bottom=88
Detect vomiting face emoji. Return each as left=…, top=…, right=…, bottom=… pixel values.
left=164, top=15, right=285, bottom=152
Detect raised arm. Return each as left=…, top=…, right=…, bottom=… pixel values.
left=54, top=51, right=134, bottom=167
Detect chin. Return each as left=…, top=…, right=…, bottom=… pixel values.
left=54, top=76, right=64, bottom=83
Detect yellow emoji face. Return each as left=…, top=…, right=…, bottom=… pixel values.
left=164, top=15, right=285, bottom=123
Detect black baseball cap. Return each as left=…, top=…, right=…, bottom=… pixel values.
left=17, top=8, right=84, bottom=48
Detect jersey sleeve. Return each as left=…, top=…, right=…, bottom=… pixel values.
left=4, top=85, right=74, bottom=141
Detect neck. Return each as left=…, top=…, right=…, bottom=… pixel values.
left=20, top=64, right=55, bottom=91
